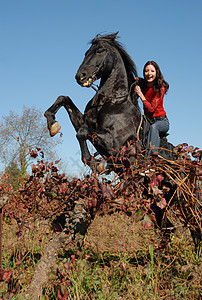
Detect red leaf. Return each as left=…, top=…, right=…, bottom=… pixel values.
left=192, top=150, right=202, bottom=159
left=31, top=164, right=36, bottom=173
left=122, top=157, right=131, bottom=168
left=58, top=183, right=67, bottom=194
left=140, top=215, right=152, bottom=229
left=91, top=198, right=97, bottom=208
left=150, top=174, right=164, bottom=187
left=29, top=150, right=38, bottom=158
left=88, top=200, right=92, bottom=209
left=186, top=146, right=194, bottom=153
left=51, top=166, right=58, bottom=173
left=100, top=183, right=114, bottom=200
left=0, top=268, right=12, bottom=282
left=156, top=198, right=167, bottom=209
left=156, top=174, right=164, bottom=185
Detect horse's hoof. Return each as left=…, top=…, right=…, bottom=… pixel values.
left=96, top=162, right=105, bottom=173
left=50, top=122, right=61, bottom=136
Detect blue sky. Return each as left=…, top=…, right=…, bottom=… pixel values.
left=0, top=0, right=202, bottom=176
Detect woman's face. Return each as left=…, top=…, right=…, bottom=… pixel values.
left=144, top=64, right=157, bottom=85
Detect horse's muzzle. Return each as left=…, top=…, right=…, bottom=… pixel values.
left=75, top=72, right=97, bottom=87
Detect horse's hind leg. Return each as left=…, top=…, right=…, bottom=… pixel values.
left=151, top=203, right=175, bottom=250
left=190, top=179, right=201, bottom=255
left=44, top=96, right=85, bottom=136
left=76, top=127, right=92, bottom=164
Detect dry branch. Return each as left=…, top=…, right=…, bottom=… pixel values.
left=23, top=200, right=89, bottom=300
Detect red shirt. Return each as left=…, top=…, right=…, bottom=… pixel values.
left=142, top=85, right=166, bottom=119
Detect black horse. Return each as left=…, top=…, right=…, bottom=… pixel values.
left=44, top=32, right=173, bottom=171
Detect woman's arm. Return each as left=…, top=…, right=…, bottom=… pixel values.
left=134, top=85, right=165, bottom=113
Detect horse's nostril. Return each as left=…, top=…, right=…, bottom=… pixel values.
left=75, top=71, right=87, bottom=84
left=81, top=73, right=86, bottom=80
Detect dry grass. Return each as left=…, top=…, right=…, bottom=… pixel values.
left=84, top=212, right=157, bottom=254
left=1, top=212, right=201, bottom=299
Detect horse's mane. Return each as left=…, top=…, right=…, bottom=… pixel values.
left=91, top=33, right=138, bottom=80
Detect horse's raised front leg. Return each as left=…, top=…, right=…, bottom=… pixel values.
left=44, top=96, right=85, bottom=136
left=45, top=96, right=93, bottom=164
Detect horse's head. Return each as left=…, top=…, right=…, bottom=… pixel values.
left=75, top=33, right=120, bottom=88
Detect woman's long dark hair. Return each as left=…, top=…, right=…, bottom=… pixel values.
left=140, top=61, right=169, bottom=94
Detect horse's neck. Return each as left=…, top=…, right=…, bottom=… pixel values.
left=100, top=57, right=128, bottom=97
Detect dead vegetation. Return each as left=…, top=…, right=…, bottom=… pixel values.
left=0, top=144, right=201, bottom=299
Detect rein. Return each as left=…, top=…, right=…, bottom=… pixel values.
left=91, top=81, right=137, bottom=105
left=91, top=79, right=145, bottom=146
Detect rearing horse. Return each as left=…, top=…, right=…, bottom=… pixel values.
left=45, top=32, right=172, bottom=171
left=44, top=33, right=201, bottom=253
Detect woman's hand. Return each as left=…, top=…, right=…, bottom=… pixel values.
left=134, top=85, right=142, bottom=97
left=134, top=85, right=147, bottom=104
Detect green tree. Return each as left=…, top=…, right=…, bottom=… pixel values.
left=4, top=160, right=21, bottom=190
left=0, top=106, right=63, bottom=176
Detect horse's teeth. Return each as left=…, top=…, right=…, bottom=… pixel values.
left=82, top=81, right=89, bottom=87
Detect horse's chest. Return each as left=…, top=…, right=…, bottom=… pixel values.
left=84, top=102, right=127, bottom=131
left=84, top=104, right=111, bottom=130
left=84, top=107, right=100, bottom=129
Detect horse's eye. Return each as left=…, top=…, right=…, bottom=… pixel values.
left=96, top=48, right=105, bottom=54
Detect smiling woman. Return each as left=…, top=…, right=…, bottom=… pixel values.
left=134, top=61, right=170, bottom=156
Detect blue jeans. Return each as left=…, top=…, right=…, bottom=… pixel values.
left=147, top=116, right=169, bottom=156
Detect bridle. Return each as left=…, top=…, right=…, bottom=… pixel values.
left=86, top=43, right=138, bottom=104
left=84, top=44, right=141, bottom=114
left=83, top=49, right=109, bottom=88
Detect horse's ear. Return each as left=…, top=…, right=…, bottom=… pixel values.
left=108, top=32, right=119, bottom=41
left=113, top=32, right=119, bottom=39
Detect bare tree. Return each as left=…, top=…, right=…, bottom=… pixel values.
left=0, top=106, right=63, bottom=175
